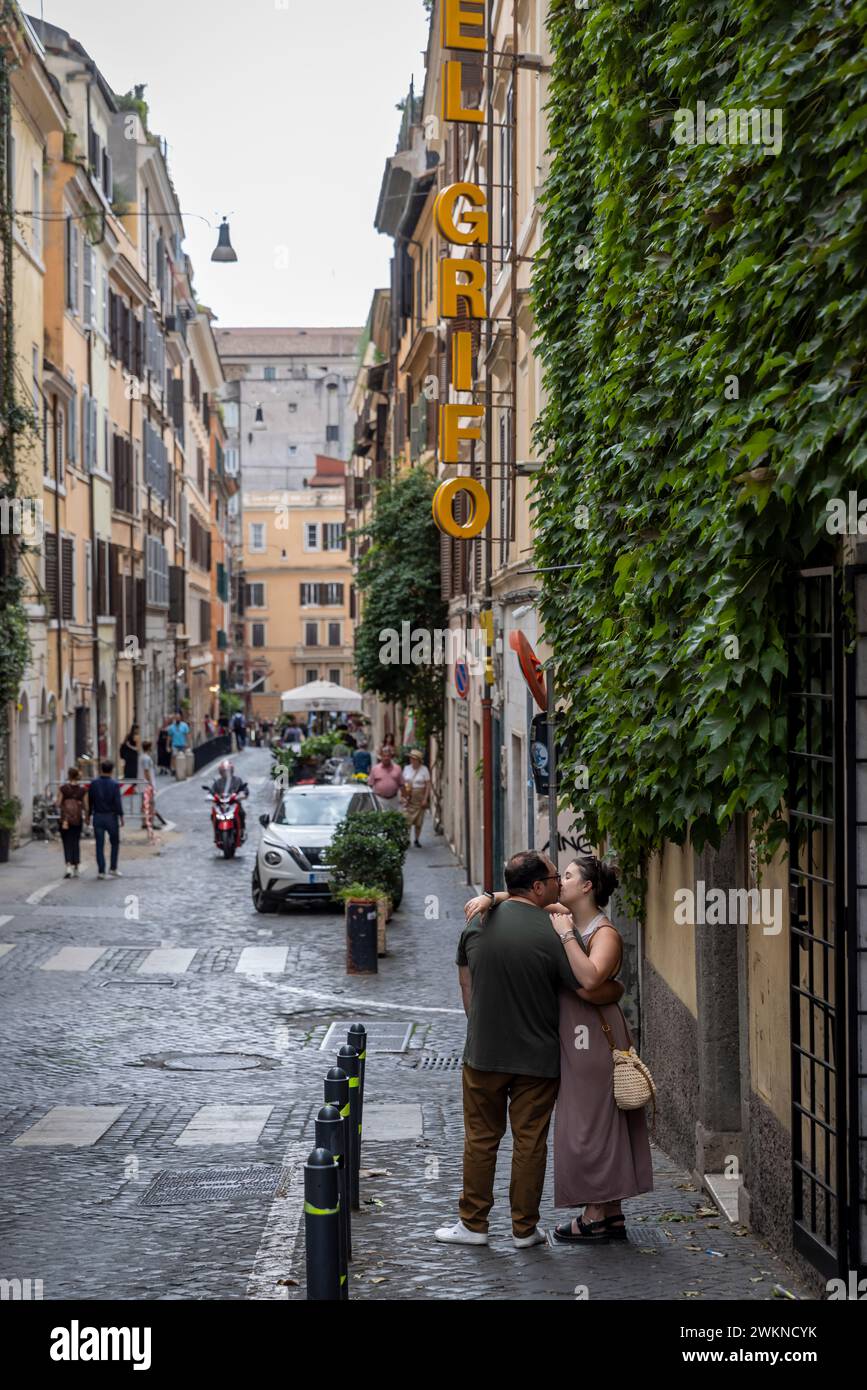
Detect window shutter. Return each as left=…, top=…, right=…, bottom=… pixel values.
left=65, top=218, right=73, bottom=309
left=81, top=387, right=90, bottom=471
left=61, top=537, right=74, bottom=621
left=90, top=398, right=98, bottom=473
left=44, top=532, right=58, bottom=618
left=68, top=388, right=77, bottom=465
left=71, top=225, right=80, bottom=313
left=83, top=242, right=93, bottom=326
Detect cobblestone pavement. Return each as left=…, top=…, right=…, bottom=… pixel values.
left=0, top=747, right=813, bottom=1301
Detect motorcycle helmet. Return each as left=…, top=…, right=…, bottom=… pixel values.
left=218, top=759, right=234, bottom=778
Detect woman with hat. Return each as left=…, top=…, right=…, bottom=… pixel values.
left=401, top=748, right=431, bottom=847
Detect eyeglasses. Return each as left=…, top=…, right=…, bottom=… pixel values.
left=537, top=873, right=562, bottom=883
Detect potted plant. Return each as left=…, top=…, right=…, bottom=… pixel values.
left=330, top=810, right=409, bottom=916
left=0, top=796, right=21, bottom=862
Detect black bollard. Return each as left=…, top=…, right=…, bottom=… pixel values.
left=337, top=1044, right=360, bottom=1210
left=304, top=1147, right=341, bottom=1302
left=324, top=1066, right=352, bottom=1262
left=347, top=1024, right=367, bottom=1157
left=315, top=1105, right=348, bottom=1302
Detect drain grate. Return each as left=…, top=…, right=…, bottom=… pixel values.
left=418, top=1055, right=463, bottom=1070
left=139, top=1164, right=286, bottom=1206
left=320, top=1021, right=414, bottom=1054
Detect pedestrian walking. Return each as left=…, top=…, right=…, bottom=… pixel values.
left=88, top=760, right=125, bottom=879
left=119, top=724, right=140, bottom=781
left=139, top=739, right=165, bottom=845
left=368, top=744, right=403, bottom=808
left=167, top=710, right=190, bottom=776
left=156, top=721, right=172, bottom=775
left=463, top=852, right=652, bottom=1244
left=401, top=747, right=430, bottom=846
left=56, top=767, right=87, bottom=878
left=436, top=850, right=623, bottom=1248
left=230, top=710, right=247, bottom=750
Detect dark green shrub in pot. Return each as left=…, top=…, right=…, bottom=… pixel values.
left=330, top=811, right=407, bottom=904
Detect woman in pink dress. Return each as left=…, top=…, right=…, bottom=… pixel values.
left=546, top=854, right=653, bottom=1241
left=464, top=853, right=653, bottom=1242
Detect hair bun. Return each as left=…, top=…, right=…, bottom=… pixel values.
left=597, top=861, right=620, bottom=908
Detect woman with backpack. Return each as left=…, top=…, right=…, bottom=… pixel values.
left=56, top=768, right=88, bottom=879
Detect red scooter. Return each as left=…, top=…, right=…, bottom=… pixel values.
left=204, top=787, right=246, bottom=858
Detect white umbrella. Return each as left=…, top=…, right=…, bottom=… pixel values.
left=280, top=680, right=363, bottom=714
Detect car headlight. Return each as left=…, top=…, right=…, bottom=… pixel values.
left=263, top=850, right=282, bottom=867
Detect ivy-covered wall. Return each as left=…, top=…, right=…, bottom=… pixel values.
left=532, top=0, right=867, bottom=905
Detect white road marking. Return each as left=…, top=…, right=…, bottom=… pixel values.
left=174, top=1105, right=273, bottom=1147
left=256, top=980, right=464, bottom=1016
left=25, top=881, right=63, bottom=906
left=363, top=1103, right=424, bottom=1141
left=0, top=914, right=13, bottom=928
left=13, top=1105, right=125, bottom=1147
left=138, top=947, right=196, bottom=975
left=236, top=947, right=288, bottom=976
left=246, top=1146, right=306, bottom=1300
left=0, top=944, right=14, bottom=961
left=41, top=946, right=108, bottom=972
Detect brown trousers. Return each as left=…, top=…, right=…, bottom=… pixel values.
left=459, top=1065, right=559, bottom=1237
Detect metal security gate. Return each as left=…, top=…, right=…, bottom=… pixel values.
left=846, top=567, right=867, bottom=1276
left=787, top=567, right=848, bottom=1277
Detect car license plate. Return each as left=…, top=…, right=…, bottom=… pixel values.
left=308, top=870, right=328, bottom=883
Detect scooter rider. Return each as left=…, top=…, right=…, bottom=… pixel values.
left=208, top=759, right=249, bottom=840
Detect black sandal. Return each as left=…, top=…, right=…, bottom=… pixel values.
left=553, top=1215, right=611, bottom=1243
left=604, top=1214, right=627, bottom=1241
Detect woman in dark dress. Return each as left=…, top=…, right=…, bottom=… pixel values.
left=120, top=724, right=139, bottom=781
left=547, top=854, right=653, bottom=1242
left=56, top=768, right=87, bottom=878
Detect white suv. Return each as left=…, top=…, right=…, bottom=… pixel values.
left=252, top=784, right=388, bottom=913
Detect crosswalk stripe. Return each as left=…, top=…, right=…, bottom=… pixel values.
left=174, top=1105, right=273, bottom=1147
left=41, top=946, right=108, bottom=972
left=13, top=1105, right=126, bottom=1147
left=0, top=914, right=14, bottom=928
left=235, top=946, right=288, bottom=975
left=0, top=944, right=14, bottom=961
left=138, top=947, right=197, bottom=974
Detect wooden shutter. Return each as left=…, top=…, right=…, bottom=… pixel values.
left=61, top=537, right=74, bottom=621
left=44, top=532, right=58, bottom=618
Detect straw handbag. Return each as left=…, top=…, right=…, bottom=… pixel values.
left=600, top=1014, right=657, bottom=1115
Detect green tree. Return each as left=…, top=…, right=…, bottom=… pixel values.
left=353, top=466, right=447, bottom=755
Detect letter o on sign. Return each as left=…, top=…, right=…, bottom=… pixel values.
left=432, top=478, right=491, bottom=538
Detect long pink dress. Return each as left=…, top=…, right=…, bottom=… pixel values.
left=553, top=921, right=653, bottom=1208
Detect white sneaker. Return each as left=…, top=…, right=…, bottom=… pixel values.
left=97, top=873, right=106, bottom=880
left=434, top=1219, right=488, bottom=1246
left=72, top=866, right=79, bottom=877
left=109, top=869, right=123, bottom=878
left=512, top=1227, right=548, bottom=1248
left=64, top=867, right=72, bottom=879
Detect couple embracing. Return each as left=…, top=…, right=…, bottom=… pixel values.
left=435, top=849, right=652, bottom=1248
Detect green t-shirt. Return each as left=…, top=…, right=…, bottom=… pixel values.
left=455, top=898, right=580, bottom=1078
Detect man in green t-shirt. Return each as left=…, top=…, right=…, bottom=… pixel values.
left=435, top=849, right=623, bottom=1248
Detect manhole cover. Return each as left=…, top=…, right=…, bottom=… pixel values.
left=320, top=1021, right=414, bottom=1054
left=140, top=1164, right=286, bottom=1206
left=419, top=1055, right=463, bottom=1070
left=138, top=1052, right=281, bottom=1072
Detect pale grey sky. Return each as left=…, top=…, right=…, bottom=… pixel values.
left=38, top=0, right=431, bottom=327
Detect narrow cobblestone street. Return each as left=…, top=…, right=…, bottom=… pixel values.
left=0, top=747, right=814, bottom=1302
